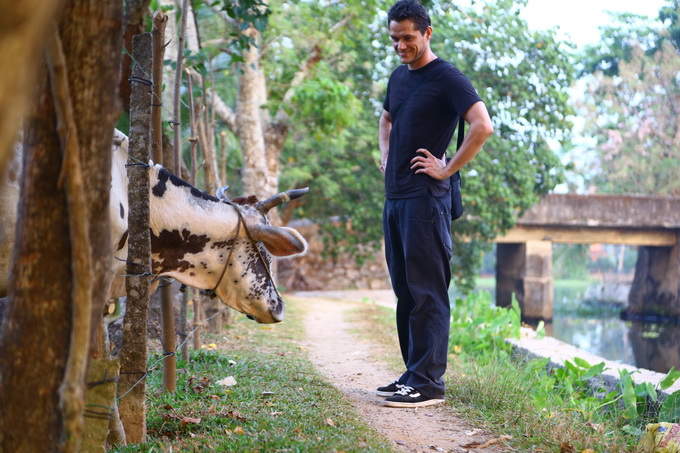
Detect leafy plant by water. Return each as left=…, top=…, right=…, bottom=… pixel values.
left=445, top=291, right=680, bottom=450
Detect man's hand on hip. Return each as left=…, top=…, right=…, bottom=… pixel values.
left=411, top=148, right=448, bottom=180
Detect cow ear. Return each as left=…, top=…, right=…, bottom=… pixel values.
left=248, top=224, right=308, bottom=257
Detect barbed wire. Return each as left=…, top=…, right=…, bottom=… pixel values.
left=112, top=40, right=232, bottom=404
left=115, top=297, right=231, bottom=403
left=122, top=45, right=194, bottom=136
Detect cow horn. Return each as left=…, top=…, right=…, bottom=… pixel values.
left=215, top=185, right=230, bottom=201
left=255, top=187, right=309, bottom=214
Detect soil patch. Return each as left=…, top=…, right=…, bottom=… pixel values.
left=298, top=293, right=512, bottom=453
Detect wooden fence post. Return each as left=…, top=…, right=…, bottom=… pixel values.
left=117, top=32, right=152, bottom=444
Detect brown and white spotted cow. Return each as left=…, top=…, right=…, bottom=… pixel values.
left=1, top=129, right=308, bottom=324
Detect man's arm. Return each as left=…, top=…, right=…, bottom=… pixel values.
left=378, top=109, right=392, bottom=175
left=410, top=101, right=493, bottom=180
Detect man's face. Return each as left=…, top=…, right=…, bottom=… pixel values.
left=389, top=19, right=431, bottom=69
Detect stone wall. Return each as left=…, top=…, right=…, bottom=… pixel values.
left=277, top=221, right=391, bottom=291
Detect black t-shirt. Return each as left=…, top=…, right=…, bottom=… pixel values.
left=383, top=58, right=483, bottom=199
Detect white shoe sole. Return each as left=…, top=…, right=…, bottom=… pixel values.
left=376, top=390, right=396, bottom=397
left=383, top=398, right=445, bottom=408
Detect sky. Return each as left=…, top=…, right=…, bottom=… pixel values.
left=520, top=0, right=668, bottom=48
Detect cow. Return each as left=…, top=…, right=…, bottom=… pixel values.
left=0, top=129, right=308, bottom=324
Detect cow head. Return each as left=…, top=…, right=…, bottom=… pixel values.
left=147, top=167, right=308, bottom=324
left=208, top=187, right=309, bottom=323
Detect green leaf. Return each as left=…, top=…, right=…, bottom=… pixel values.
left=660, top=368, right=680, bottom=390
left=581, top=362, right=606, bottom=380
left=659, top=391, right=680, bottom=423
left=573, top=357, right=592, bottom=370
left=621, top=377, right=638, bottom=421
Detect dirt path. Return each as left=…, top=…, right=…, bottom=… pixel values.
left=298, top=293, right=512, bottom=453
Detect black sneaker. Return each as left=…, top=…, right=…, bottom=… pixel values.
left=383, top=385, right=445, bottom=408
left=376, top=380, right=405, bottom=397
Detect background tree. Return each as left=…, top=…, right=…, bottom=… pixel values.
left=578, top=2, right=680, bottom=196
left=161, top=0, right=574, bottom=291
left=431, top=0, right=575, bottom=290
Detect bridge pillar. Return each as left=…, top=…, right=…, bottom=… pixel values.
left=496, top=241, right=553, bottom=320
left=628, top=234, right=680, bottom=317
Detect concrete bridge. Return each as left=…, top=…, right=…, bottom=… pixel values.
left=495, top=194, right=680, bottom=321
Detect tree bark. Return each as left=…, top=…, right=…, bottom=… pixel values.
left=120, top=0, right=153, bottom=112
left=45, top=25, right=94, bottom=452
left=0, top=0, right=63, bottom=182
left=0, top=69, right=72, bottom=452
left=152, top=10, right=177, bottom=395
left=237, top=27, right=269, bottom=199
left=117, top=32, right=153, bottom=444
left=172, top=0, right=189, bottom=173
left=0, top=0, right=122, bottom=450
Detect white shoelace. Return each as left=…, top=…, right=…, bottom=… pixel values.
left=394, top=385, right=415, bottom=396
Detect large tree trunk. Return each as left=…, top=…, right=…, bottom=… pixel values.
left=0, top=0, right=63, bottom=182
left=0, top=75, right=73, bottom=451
left=0, top=0, right=123, bottom=449
left=237, top=27, right=270, bottom=200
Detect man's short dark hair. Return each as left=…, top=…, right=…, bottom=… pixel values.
left=387, top=0, right=431, bottom=34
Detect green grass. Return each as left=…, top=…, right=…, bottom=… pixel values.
left=112, top=299, right=394, bottom=452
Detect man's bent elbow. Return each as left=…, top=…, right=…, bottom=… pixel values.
left=478, top=117, right=494, bottom=141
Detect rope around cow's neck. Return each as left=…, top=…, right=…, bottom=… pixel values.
left=202, top=200, right=282, bottom=303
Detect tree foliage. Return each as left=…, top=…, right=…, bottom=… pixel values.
left=428, top=0, right=575, bottom=290
left=270, top=0, right=573, bottom=289
left=178, top=0, right=575, bottom=290
left=578, top=1, right=680, bottom=196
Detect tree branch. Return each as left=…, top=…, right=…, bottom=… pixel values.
left=187, top=68, right=237, bottom=132
left=45, top=24, right=93, bottom=453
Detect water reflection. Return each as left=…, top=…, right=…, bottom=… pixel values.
left=552, top=316, right=635, bottom=366
left=628, top=322, right=680, bottom=374
left=549, top=286, right=680, bottom=373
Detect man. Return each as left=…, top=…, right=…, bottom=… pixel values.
left=377, top=0, right=493, bottom=408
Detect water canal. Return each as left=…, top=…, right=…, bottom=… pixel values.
left=469, top=278, right=680, bottom=374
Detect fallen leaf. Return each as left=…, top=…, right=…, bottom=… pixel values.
left=560, top=442, right=575, bottom=453
left=233, top=426, right=245, bottom=435
left=217, top=376, right=237, bottom=387
left=581, top=450, right=595, bottom=453
left=324, top=418, right=335, bottom=427
left=193, top=376, right=210, bottom=393
left=210, top=394, right=220, bottom=400
left=585, top=422, right=602, bottom=433
left=461, top=435, right=512, bottom=449
left=180, top=416, right=201, bottom=426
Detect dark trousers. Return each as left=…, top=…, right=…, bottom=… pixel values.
left=383, top=193, right=452, bottom=399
